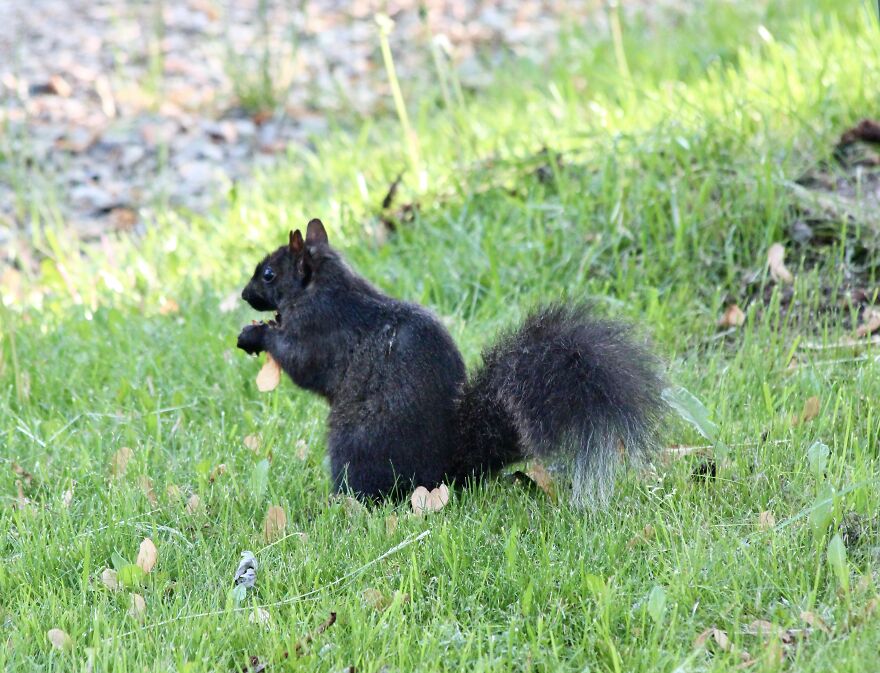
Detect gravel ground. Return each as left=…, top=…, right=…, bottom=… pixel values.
left=0, top=0, right=609, bottom=243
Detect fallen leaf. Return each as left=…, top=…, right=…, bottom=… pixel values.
left=158, top=298, right=179, bottom=315
left=263, top=505, right=287, bottom=543
left=244, top=434, right=261, bottom=452
left=800, top=610, right=831, bottom=634
left=100, top=568, right=120, bottom=591
left=256, top=353, right=282, bottom=392
left=110, top=447, right=133, bottom=478
left=745, top=619, right=778, bottom=637
left=209, top=463, right=227, bottom=482
left=13, top=480, right=31, bottom=510
left=62, top=484, right=74, bottom=508
left=186, top=493, right=202, bottom=515
left=294, top=439, right=309, bottom=461
left=136, top=538, right=158, bottom=573
left=128, top=594, right=146, bottom=621
left=47, top=628, right=72, bottom=651
left=385, top=513, right=399, bottom=536
left=718, top=304, right=746, bottom=328
left=249, top=607, right=271, bottom=627
left=525, top=462, right=557, bottom=501
left=767, top=243, right=794, bottom=284
left=794, top=396, right=820, bottom=425
left=362, top=588, right=390, bottom=611
left=627, top=524, right=655, bottom=549
left=411, top=484, right=450, bottom=515
left=138, top=476, right=158, bottom=506
left=342, top=496, right=366, bottom=517
left=712, top=628, right=731, bottom=650
left=758, top=511, right=776, bottom=530
left=860, top=597, right=879, bottom=623
left=48, top=74, right=72, bottom=97
left=166, top=484, right=182, bottom=501
left=11, top=462, right=33, bottom=486
left=856, top=308, right=880, bottom=338
left=694, top=627, right=733, bottom=651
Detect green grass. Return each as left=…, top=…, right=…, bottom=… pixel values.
left=3, top=1, right=880, bottom=670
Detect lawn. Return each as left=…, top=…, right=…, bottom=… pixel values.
left=2, top=1, right=880, bottom=670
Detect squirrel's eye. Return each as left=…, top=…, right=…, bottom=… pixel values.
left=262, top=267, right=276, bottom=282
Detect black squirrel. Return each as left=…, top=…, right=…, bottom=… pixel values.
left=237, top=219, right=665, bottom=504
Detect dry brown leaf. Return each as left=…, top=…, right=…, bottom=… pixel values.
left=745, top=619, right=778, bottom=637
left=256, top=353, right=282, bottom=392
left=100, top=568, right=120, bottom=591
left=13, top=480, right=31, bottom=510
left=166, top=484, right=182, bottom=501
left=61, top=482, right=75, bottom=508
left=758, top=511, right=776, bottom=530
left=47, top=628, right=72, bottom=651
left=799, top=611, right=831, bottom=634
left=185, top=493, right=202, bottom=515
left=718, top=304, right=746, bottom=328
left=136, top=538, right=158, bottom=573
left=209, top=463, right=227, bottom=482
left=713, top=629, right=731, bottom=650
left=693, top=627, right=714, bottom=648
left=244, top=434, right=261, bottom=452
left=856, top=308, right=880, bottom=338
left=694, top=627, right=732, bottom=651
left=138, top=476, right=158, bottom=506
left=861, top=597, right=879, bottom=622
left=263, top=505, right=287, bottom=543
left=342, top=496, right=366, bottom=517
left=526, top=461, right=557, bottom=501
left=249, top=607, right=271, bottom=627
left=11, top=461, right=33, bottom=486
left=801, top=396, right=820, bottom=423
left=411, top=484, right=450, bottom=515
left=767, top=243, right=794, bottom=284
left=385, top=513, right=399, bottom=536
left=627, top=524, right=655, bottom=549
left=295, top=439, right=309, bottom=461
left=362, top=588, right=390, bottom=611
left=158, top=298, right=179, bottom=315
left=128, top=594, right=146, bottom=621
left=110, top=447, right=133, bottom=478
left=48, top=74, right=73, bottom=97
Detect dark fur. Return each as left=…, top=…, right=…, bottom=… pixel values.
left=237, top=220, right=666, bottom=503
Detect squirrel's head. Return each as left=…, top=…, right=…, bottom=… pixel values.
left=241, top=218, right=331, bottom=314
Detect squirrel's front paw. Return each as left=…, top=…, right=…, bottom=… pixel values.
left=237, top=323, right=268, bottom=355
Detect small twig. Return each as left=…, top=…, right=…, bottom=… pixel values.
left=293, top=612, right=337, bottom=656
left=799, top=335, right=880, bottom=351
left=255, top=530, right=308, bottom=555
left=73, top=508, right=164, bottom=540
left=381, top=172, right=404, bottom=210
left=663, top=438, right=790, bottom=459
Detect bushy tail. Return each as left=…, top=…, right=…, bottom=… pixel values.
left=453, top=303, right=666, bottom=505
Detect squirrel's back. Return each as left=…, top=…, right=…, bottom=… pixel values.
left=326, top=298, right=467, bottom=496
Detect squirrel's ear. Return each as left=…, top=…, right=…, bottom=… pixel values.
left=289, top=229, right=304, bottom=254
left=305, top=218, right=328, bottom=245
